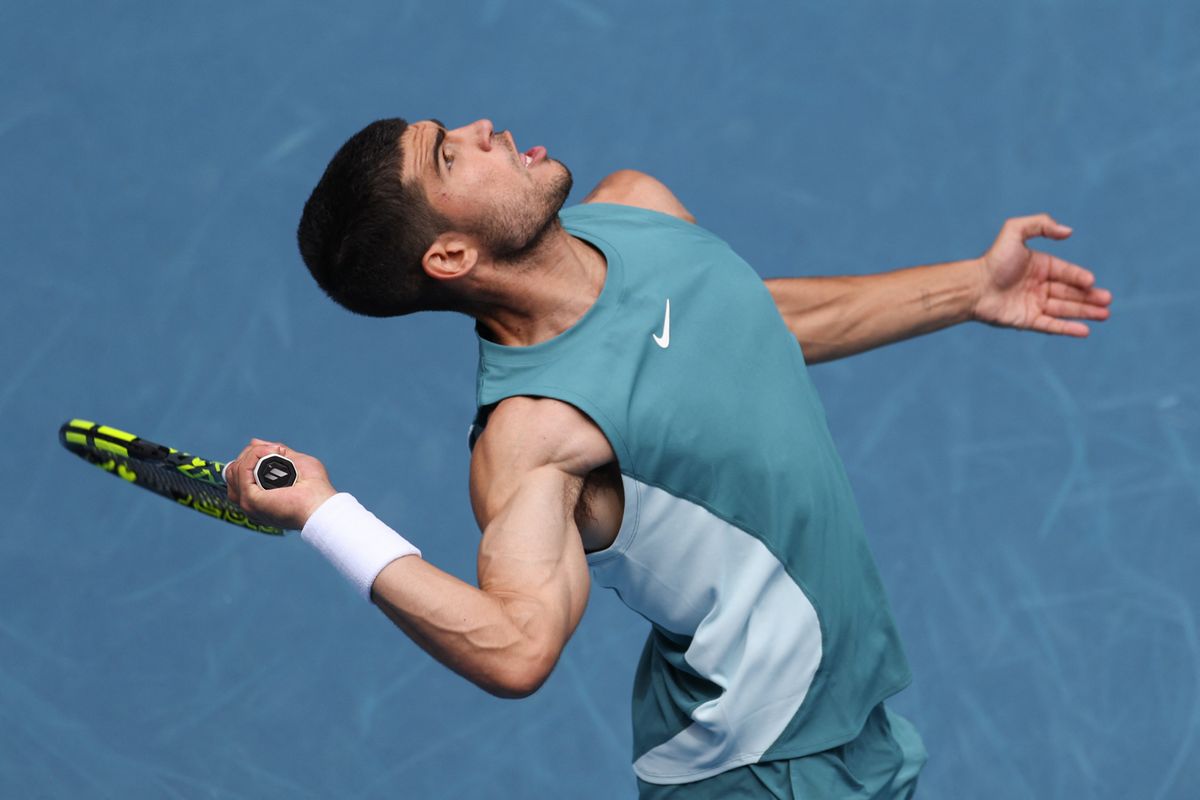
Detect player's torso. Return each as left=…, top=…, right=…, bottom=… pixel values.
left=472, top=202, right=911, bottom=783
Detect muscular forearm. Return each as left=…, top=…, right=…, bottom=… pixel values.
left=765, top=258, right=984, bottom=364
left=226, top=429, right=591, bottom=700
left=370, top=557, right=561, bottom=699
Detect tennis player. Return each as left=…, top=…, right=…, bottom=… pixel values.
left=225, top=118, right=1110, bottom=798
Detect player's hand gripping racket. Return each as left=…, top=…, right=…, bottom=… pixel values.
left=59, top=419, right=297, bottom=535
left=221, top=453, right=298, bottom=491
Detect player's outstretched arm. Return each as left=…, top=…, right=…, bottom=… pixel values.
left=765, top=214, right=1112, bottom=364
left=227, top=400, right=605, bottom=698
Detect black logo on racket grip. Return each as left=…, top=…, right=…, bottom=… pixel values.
left=255, top=455, right=297, bottom=490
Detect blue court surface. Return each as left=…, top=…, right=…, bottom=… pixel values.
left=3, top=1, right=1198, bottom=797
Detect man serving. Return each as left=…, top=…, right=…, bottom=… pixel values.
left=225, top=118, right=1110, bottom=798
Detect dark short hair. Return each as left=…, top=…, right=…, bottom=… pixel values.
left=297, top=118, right=451, bottom=317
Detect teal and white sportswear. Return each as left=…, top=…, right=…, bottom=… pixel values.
left=470, top=203, right=912, bottom=786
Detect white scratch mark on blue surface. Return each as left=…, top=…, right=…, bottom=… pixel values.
left=259, top=124, right=317, bottom=167
left=1032, top=356, right=1088, bottom=540
left=0, top=306, right=73, bottom=416
left=549, top=0, right=613, bottom=29
left=558, top=649, right=629, bottom=761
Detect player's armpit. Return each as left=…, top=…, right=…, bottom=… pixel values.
left=582, top=169, right=696, bottom=223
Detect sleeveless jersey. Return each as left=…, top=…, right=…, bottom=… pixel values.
left=470, top=203, right=911, bottom=785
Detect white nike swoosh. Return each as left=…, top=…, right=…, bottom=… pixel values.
left=652, top=299, right=671, bottom=348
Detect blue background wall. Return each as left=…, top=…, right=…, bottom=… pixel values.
left=3, top=1, right=1197, bottom=797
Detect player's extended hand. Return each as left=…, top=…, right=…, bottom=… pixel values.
left=972, top=214, right=1112, bottom=337
left=226, top=439, right=338, bottom=531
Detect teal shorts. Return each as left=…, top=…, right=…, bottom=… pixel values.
left=636, top=704, right=927, bottom=799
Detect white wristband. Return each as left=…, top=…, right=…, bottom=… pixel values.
left=301, top=493, right=421, bottom=600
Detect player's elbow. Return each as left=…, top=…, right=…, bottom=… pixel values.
left=485, top=673, right=546, bottom=699
left=481, top=648, right=558, bottom=699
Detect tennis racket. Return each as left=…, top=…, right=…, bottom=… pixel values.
left=59, top=419, right=297, bottom=536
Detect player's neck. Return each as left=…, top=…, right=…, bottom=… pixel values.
left=470, top=226, right=607, bottom=347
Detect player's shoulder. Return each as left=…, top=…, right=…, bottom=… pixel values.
left=581, top=169, right=695, bottom=224
left=473, top=396, right=614, bottom=476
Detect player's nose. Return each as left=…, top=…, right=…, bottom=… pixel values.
left=465, top=118, right=494, bottom=150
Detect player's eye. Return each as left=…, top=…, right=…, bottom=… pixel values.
left=443, top=150, right=454, bottom=171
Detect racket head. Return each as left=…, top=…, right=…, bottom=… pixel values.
left=59, top=419, right=285, bottom=536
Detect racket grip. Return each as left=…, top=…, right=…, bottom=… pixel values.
left=223, top=454, right=298, bottom=490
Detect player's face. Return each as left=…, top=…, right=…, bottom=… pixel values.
left=402, top=118, right=572, bottom=258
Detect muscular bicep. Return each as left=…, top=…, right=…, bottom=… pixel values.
left=583, top=169, right=696, bottom=223
left=474, top=463, right=590, bottom=654
left=467, top=398, right=610, bottom=668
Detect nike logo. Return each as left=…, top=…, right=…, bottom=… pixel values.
left=652, top=299, right=671, bottom=349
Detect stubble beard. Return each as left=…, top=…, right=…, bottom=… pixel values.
left=478, top=160, right=574, bottom=264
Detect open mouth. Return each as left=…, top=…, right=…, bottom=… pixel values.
left=506, top=131, right=546, bottom=169
left=521, top=146, right=546, bottom=168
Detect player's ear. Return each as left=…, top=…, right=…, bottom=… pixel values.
left=422, top=233, right=479, bottom=283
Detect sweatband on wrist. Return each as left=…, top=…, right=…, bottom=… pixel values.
left=301, top=492, right=421, bottom=601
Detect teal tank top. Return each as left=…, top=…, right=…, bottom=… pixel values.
left=471, top=203, right=911, bottom=785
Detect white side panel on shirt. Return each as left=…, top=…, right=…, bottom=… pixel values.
left=588, top=476, right=824, bottom=784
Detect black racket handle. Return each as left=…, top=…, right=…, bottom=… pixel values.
left=222, top=454, right=298, bottom=490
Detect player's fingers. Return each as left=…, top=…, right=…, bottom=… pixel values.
left=225, top=459, right=244, bottom=503
left=227, top=440, right=278, bottom=497
left=250, top=437, right=288, bottom=454
left=234, top=440, right=265, bottom=468
left=250, top=442, right=291, bottom=464
left=234, top=449, right=273, bottom=504
left=251, top=437, right=288, bottom=446
left=1046, top=257, right=1097, bottom=290
left=1049, top=282, right=1113, bottom=309
left=225, top=443, right=256, bottom=497
left=1048, top=283, right=1091, bottom=303
left=1045, top=298, right=1111, bottom=320
left=251, top=440, right=292, bottom=465
left=237, top=440, right=286, bottom=467
left=1032, top=314, right=1089, bottom=337
left=1007, top=213, right=1072, bottom=242
left=1048, top=283, right=1110, bottom=304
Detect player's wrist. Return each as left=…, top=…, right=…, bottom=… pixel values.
left=299, top=486, right=339, bottom=528
left=300, top=493, right=421, bottom=600
left=966, top=256, right=991, bottom=323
